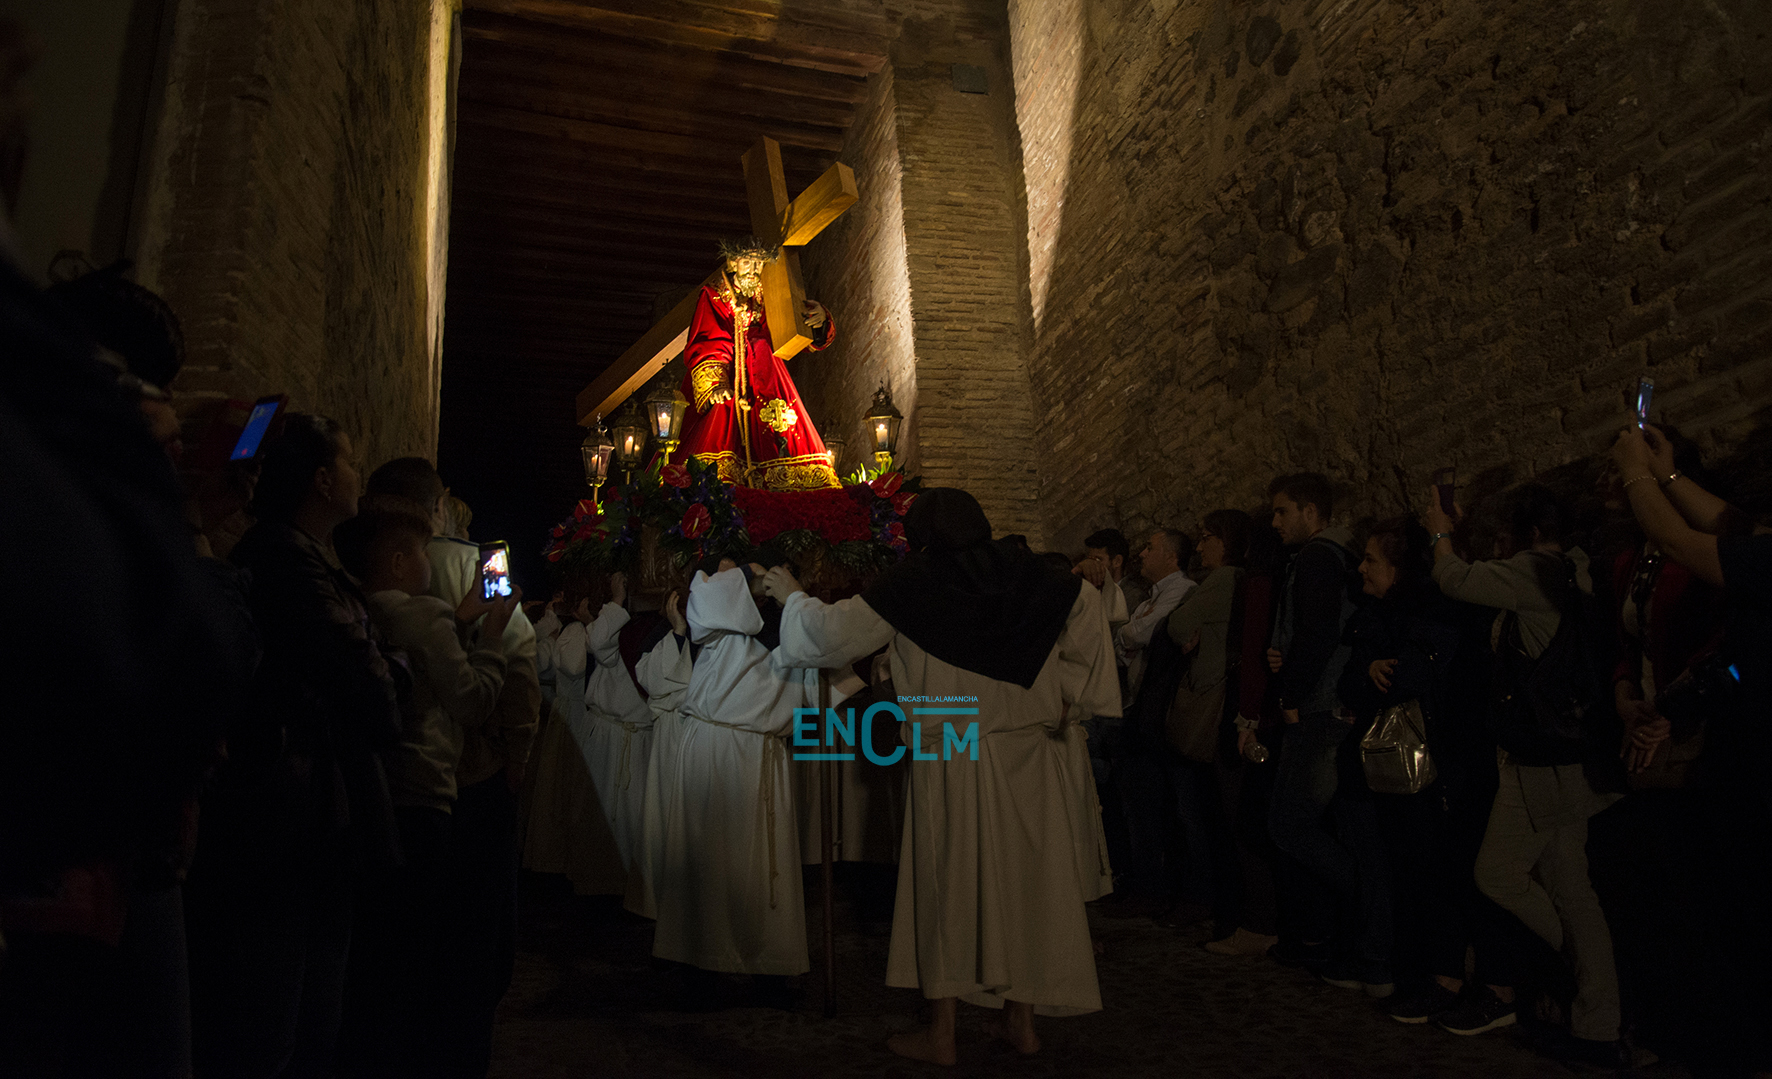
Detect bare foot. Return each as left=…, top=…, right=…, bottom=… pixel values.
left=887, top=1028, right=957, bottom=1066
left=985, top=1016, right=1041, bottom=1055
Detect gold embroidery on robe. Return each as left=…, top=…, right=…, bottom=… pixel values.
left=748, top=452, right=841, bottom=492
left=692, top=450, right=744, bottom=485
left=758, top=399, right=798, bottom=433
left=690, top=361, right=727, bottom=412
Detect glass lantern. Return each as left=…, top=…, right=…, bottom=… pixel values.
left=864, top=383, right=903, bottom=471
left=823, top=435, right=847, bottom=478
left=645, top=386, right=689, bottom=460
left=611, top=400, right=648, bottom=483
left=581, top=417, right=614, bottom=492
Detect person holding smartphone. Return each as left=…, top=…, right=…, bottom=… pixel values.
left=187, top=414, right=404, bottom=1078
left=334, top=505, right=518, bottom=1076
left=1612, top=423, right=1772, bottom=1075
left=1426, top=481, right=1623, bottom=1066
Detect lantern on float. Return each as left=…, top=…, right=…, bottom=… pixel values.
left=610, top=400, right=647, bottom=485
left=645, top=385, right=689, bottom=460
left=864, top=383, right=903, bottom=472
left=580, top=416, right=614, bottom=492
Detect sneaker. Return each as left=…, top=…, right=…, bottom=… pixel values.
left=1438, top=987, right=1518, bottom=1036
left=1386, top=983, right=1460, bottom=1024
left=1204, top=928, right=1280, bottom=956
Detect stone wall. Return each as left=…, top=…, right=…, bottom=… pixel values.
left=1008, top=0, right=1772, bottom=548
left=133, top=0, right=451, bottom=468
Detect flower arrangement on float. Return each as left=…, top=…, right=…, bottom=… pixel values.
left=542, top=456, right=920, bottom=583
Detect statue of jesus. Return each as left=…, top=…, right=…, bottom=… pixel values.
left=671, top=238, right=842, bottom=491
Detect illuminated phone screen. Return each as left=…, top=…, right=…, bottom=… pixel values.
left=1635, top=377, right=1654, bottom=428
left=480, top=545, right=512, bottom=601
left=230, top=401, right=281, bottom=460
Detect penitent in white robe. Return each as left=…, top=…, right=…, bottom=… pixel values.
left=775, top=583, right=1121, bottom=1015
left=624, top=630, right=693, bottom=920
left=523, top=618, right=623, bottom=894
left=579, top=603, right=654, bottom=885
left=651, top=567, right=836, bottom=975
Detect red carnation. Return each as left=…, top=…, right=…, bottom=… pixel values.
left=661, top=462, right=690, bottom=489
left=892, top=491, right=916, bottom=516
left=680, top=502, right=711, bottom=539
left=870, top=472, right=903, bottom=498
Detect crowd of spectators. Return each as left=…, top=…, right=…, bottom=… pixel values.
left=0, top=100, right=537, bottom=1078
left=1077, top=450, right=1770, bottom=1074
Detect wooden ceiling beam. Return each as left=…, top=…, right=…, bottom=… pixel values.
left=459, top=23, right=867, bottom=109
left=448, top=206, right=742, bottom=252
left=445, top=181, right=752, bottom=234
left=445, top=269, right=691, bottom=298
left=463, top=0, right=890, bottom=76
left=446, top=241, right=706, bottom=278
left=455, top=77, right=850, bottom=153
left=450, top=161, right=753, bottom=210
left=572, top=0, right=897, bottom=40
left=451, top=117, right=832, bottom=174
left=459, top=55, right=858, bottom=129
left=457, top=103, right=841, bottom=170
left=449, top=219, right=722, bottom=259
left=444, top=301, right=664, bottom=323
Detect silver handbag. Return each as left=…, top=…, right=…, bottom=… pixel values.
left=1360, top=699, right=1437, bottom=795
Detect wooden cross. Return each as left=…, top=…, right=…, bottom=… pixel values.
left=574, top=136, right=858, bottom=425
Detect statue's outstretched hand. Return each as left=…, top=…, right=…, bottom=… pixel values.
left=802, top=300, right=828, bottom=329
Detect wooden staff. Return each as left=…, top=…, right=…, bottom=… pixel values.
left=732, top=295, right=755, bottom=479
left=819, top=669, right=837, bottom=1017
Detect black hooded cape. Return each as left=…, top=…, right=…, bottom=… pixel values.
left=862, top=488, right=1082, bottom=689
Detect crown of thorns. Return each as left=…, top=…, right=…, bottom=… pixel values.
left=717, top=236, right=781, bottom=263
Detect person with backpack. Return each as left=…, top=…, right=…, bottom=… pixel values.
left=1427, top=482, right=1624, bottom=1068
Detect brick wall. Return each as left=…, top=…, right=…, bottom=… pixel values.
left=804, top=0, right=1047, bottom=544
left=1008, top=0, right=1772, bottom=549
left=797, top=67, right=919, bottom=482
left=133, top=0, right=449, bottom=469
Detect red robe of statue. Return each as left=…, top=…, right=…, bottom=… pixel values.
left=673, top=283, right=841, bottom=491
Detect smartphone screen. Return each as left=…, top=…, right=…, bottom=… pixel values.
left=230, top=398, right=283, bottom=460
left=479, top=543, right=512, bottom=601
left=1635, top=376, right=1655, bottom=428
left=1432, top=467, right=1457, bottom=515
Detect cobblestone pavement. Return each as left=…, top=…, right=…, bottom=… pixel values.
left=490, top=868, right=1692, bottom=1079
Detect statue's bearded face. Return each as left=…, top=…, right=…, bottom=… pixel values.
left=727, top=256, right=765, bottom=299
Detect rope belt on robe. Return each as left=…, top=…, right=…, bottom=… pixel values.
left=613, top=720, right=644, bottom=792
left=684, top=709, right=785, bottom=909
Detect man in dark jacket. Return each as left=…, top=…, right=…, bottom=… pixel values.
left=1264, top=473, right=1392, bottom=996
